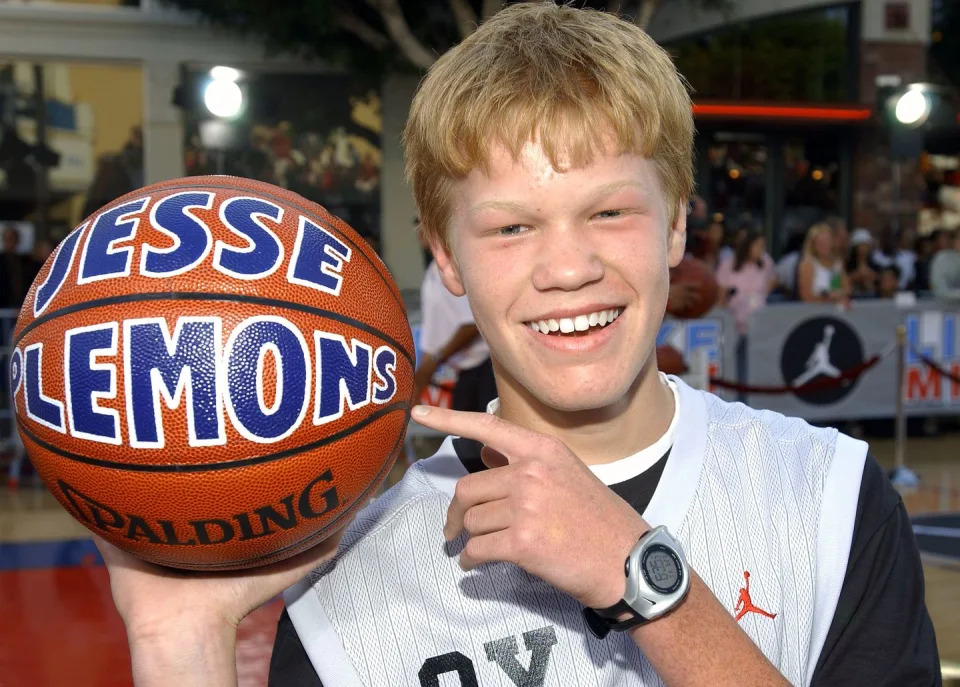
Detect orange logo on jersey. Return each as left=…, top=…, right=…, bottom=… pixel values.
left=734, top=571, right=777, bottom=622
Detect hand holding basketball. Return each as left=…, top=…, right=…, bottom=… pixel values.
left=94, top=517, right=350, bottom=685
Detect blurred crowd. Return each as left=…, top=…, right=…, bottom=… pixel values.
left=684, top=197, right=960, bottom=336
left=0, top=224, right=53, bottom=310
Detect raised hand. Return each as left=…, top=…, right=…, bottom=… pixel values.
left=411, top=405, right=648, bottom=610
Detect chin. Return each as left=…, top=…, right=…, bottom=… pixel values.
left=526, top=373, right=636, bottom=413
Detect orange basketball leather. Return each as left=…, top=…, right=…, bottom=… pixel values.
left=667, top=256, right=719, bottom=320
left=11, top=176, right=414, bottom=570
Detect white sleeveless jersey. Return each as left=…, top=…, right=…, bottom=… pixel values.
left=286, top=378, right=867, bottom=687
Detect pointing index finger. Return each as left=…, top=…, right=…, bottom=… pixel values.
left=410, top=405, right=534, bottom=461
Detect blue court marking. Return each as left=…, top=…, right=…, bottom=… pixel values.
left=0, top=538, right=103, bottom=571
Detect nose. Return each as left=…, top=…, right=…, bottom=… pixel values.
left=530, top=226, right=604, bottom=292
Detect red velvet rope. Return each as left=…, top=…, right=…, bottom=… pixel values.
left=912, top=350, right=960, bottom=386
left=708, top=354, right=883, bottom=395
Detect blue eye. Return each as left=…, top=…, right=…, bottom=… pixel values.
left=498, top=225, right=527, bottom=236
left=596, top=209, right=623, bottom=219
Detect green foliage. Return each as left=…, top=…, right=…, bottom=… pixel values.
left=160, top=0, right=733, bottom=77
left=669, top=9, right=850, bottom=102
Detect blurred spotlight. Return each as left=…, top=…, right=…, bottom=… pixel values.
left=204, top=66, right=244, bottom=118
left=210, top=66, right=240, bottom=82
left=728, top=168, right=740, bottom=179
left=895, top=88, right=930, bottom=127
left=811, top=169, right=824, bottom=181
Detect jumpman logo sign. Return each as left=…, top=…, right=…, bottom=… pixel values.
left=791, top=324, right=841, bottom=388
left=734, top=571, right=777, bottom=622
left=780, top=316, right=864, bottom=404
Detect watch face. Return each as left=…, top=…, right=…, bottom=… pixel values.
left=641, top=544, right=683, bottom=594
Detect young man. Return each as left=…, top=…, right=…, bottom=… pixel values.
left=99, top=5, right=939, bottom=686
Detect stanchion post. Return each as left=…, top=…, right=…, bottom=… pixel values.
left=890, top=324, right=919, bottom=488
left=895, top=324, right=906, bottom=472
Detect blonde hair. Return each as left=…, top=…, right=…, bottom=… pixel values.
left=803, top=222, right=835, bottom=261
left=404, top=2, right=694, bottom=248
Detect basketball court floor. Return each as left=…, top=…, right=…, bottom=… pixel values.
left=2, top=436, right=959, bottom=686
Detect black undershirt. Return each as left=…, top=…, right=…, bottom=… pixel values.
left=269, top=438, right=941, bottom=686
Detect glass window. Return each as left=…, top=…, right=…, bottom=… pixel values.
left=667, top=4, right=855, bottom=103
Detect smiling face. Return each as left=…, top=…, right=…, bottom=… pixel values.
left=431, top=139, right=685, bottom=416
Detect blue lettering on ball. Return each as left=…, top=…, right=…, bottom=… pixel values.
left=314, top=333, right=371, bottom=425
left=24, top=343, right=65, bottom=432
left=125, top=317, right=223, bottom=448
left=66, top=323, right=120, bottom=444
left=78, top=197, right=150, bottom=284
left=372, top=346, right=397, bottom=404
left=287, top=216, right=352, bottom=296
left=225, top=316, right=309, bottom=443
left=141, top=192, right=214, bottom=277
left=214, top=196, right=284, bottom=279
left=34, top=223, right=87, bottom=316
left=10, top=347, right=22, bottom=398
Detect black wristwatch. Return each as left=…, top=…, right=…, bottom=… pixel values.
left=583, top=525, right=690, bottom=639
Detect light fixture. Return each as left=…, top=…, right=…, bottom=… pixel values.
left=209, top=66, right=240, bottom=82
left=894, top=87, right=931, bottom=127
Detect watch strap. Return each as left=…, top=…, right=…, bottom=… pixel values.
left=582, top=600, right=648, bottom=639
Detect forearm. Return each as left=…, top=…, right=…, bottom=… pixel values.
left=629, top=571, right=788, bottom=687
left=128, top=624, right=237, bottom=687
left=438, top=324, right=480, bottom=363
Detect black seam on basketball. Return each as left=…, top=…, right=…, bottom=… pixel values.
left=143, top=423, right=407, bottom=570
left=13, top=291, right=414, bottom=366
left=78, top=176, right=407, bottom=317
left=19, top=402, right=409, bottom=472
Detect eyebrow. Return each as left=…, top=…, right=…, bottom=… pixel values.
left=468, top=180, right=648, bottom=217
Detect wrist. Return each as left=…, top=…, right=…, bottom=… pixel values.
left=128, top=620, right=237, bottom=687
left=592, top=521, right=651, bottom=609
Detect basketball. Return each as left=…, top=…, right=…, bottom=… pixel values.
left=9, top=176, right=414, bottom=571
left=667, top=256, right=719, bottom=319
left=655, top=345, right=688, bottom=376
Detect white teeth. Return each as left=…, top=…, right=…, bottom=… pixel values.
left=527, top=308, right=623, bottom=334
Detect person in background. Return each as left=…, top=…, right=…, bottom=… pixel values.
left=845, top=228, right=879, bottom=299
left=414, top=233, right=496, bottom=413
left=773, top=230, right=806, bottom=299
left=716, top=231, right=775, bottom=335
left=876, top=265, right=901, bottom=300
left=716, top=231, right=775, bottom=390
left=717, top=224, right=747, bottom=267
left=692, top=214, right=724, bottom=270
left=930, top=229, right=960, bottom=304
left=826, top=215, right=850, bottom=268
left=797, top=222, right=850, bottom=303
left=912, top=232, right=937, bottom=294
left=872, top=225, right=916, bottom=291
left=1, top=224, right=31, bottom=309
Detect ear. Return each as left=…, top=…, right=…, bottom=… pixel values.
left=429, top=237, right=467, bottom=297
left=667, top=201, right=687, bottom=268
